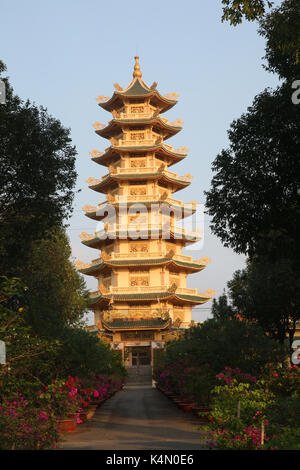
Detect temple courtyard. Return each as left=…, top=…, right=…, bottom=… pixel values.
left=62, top=385, right=205, bottom=450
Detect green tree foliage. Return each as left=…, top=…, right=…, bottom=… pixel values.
left=162, top=319, right=287, bottom=376
left=227, top=259, right=300, bottom=348
left=23, top=227, right=89, bottom=337
left=54, top=327, right=125, bottom=379
left=0, top=276, right=60, bottom=394
left=0, top=60, right=77, bottom=274
left=221, top=0, right=273, bottom=25
left=0, top=276, right=125, bottom=394
left=212, top=291, right=235, bottom=321
left=258, top=0, right=300, bottom=80
left=205, top=83, right=300, bottom=260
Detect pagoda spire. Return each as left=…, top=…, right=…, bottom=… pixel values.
left=133, top=56, right=142, bottom=78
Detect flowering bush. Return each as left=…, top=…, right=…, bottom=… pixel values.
left=154, top=358, right=216, bottom=404
left=216, top=367, right=258, bottom=386
left=262, top=364, right=300, bottom=397
left=39, top=377, right=81, bottom=419
left=0, top=394, right=61, bottom=450
left=199, top=420, right=270, bottom=450
left=197, top=370, right=276, bottom=449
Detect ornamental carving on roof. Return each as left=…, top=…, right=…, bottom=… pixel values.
left=111, top=137, right=119, bottom=146
left=86, top=177, right=101, bottom=186
left=168, top=283, right=178, bottom=293
left=74, top=260, right=90, bottom=270
left=107, top=193, right=116, bottom=203
left=99, top=284, right=110, bottom=294
left=173, top=317, right=182, bottom=328
left=101, top=251, right=112, bottom=261
left=180, top=173, right=193, bottom=182
left=96, top=95, right=110, bottom=103
left=170, top=119, right=184, bottom=127
left=175, top=146, right=189, bottom=154
left=198, top=289, right=216, bottom=298
left=113, top=83, right=123, bottom=91
left=196, top=256, right=211, bottom=265
left=79, top=232, right=94, bottom=241
left=89, top=149, right=103, bottom=159
left=159, top=163, right=167, bottom=172
left=166, top=249, right=175, bottom=258
left=82, top=204, right=96, bottom=213
left=92, top=122, right=106, bottom=130
left=163, top=92, right=179, bottom=100
left=108, top=165, right=117, bottom=174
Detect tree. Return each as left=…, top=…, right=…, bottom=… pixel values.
left=163, top=318, right=287, bottom=376
left=211, top=291, right=235, bottom=321
left=205, top=83, right=300, bottom=261
left=23, top=227, right=89, bottom=337
left=0, top=60, right=77, bottom=275
left=227, top=259, right=300, bottom=349
left=258, top=0, right=300, bottom=80
left=0, top=276, right=60, bottom=394
left=221, top=0, right=274, bottom=26
left=53, top=327, right=126, bottom=379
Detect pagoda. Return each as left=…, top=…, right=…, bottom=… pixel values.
left=76, top=57, right=215, bottom=367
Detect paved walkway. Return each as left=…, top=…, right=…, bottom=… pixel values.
left=62, top=385, right=205, bottom=450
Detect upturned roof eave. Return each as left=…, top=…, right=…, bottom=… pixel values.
left=95, top=116, right=182, bottom=140
left=78, top=257, right=206, bottom=276
left=92, top=144, right=186, bottom=167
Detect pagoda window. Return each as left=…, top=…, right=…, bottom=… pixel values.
left=130, top=132, right=145, bottom=141
left=130, top=180, right=147, bottom=185
left=129, top=126, right=145, bottom=131
left=130, top=153, right=146, bottom=158
left=130, top=99, right=145, bottom=104
left=130, top=106, right=144, bottom=113
left=129, top=242, right=149, bottom=253
left=129, top=269, right=150, bottom=287
left=158, top=181, right=168, bottom=190
left=130, top=158, right=146, bottom=168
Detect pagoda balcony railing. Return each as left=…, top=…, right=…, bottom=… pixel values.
left=96, top=195, right=197, bottom=210
left=102, top=223, right=200, bottom=235
left=99, top=167, right=191, bottom=183
left=82, top=252, right=209, bottom=269
left=100, top=308, right=168, bottom=317
left=117, top=111, right=154, bottom=120
left=113, top=166, right=161, bottom=175
left=117, top=138, right=157, bottom=147
left=90, top=286, right=215, bottom=299
left=109, top=286, right=198, bottom=295
left=105, top=142, right=188, bottom=155
left=88, top=223, right=201, bottom=241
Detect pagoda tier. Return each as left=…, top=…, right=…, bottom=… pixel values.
left=90, top=144, right=188, bottom=168
left=76, top=57, right=214, bottom=364
left=82, top=197, right=197, bottom=222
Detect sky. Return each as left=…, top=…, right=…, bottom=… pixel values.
left=0, top=0, right=281, bottom=324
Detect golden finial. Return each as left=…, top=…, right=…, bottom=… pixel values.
left=133, top=56, right=142, bottom=78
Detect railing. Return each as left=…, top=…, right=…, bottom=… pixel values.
left=117, top=139, right=157, bottom=147
left=117, top=111, right=153, bottom=120
left=99, top=166, right=192, bottom=184
left=90, top=286, right=214, bottom=298
left=82, top=252, right=207, bottom=267
left=115, top=167, right=158, bottom=174
left=109, top=286, right=198, bottom=295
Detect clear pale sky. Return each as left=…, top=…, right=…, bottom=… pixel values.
left=1, top=0, right=280, bottom=324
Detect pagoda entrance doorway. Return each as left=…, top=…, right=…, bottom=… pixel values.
left=124, top=345, right=151, bottom=367
left=125, top=346, right=152, bottom=385
left=132, top=346, right=151, bottom=366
